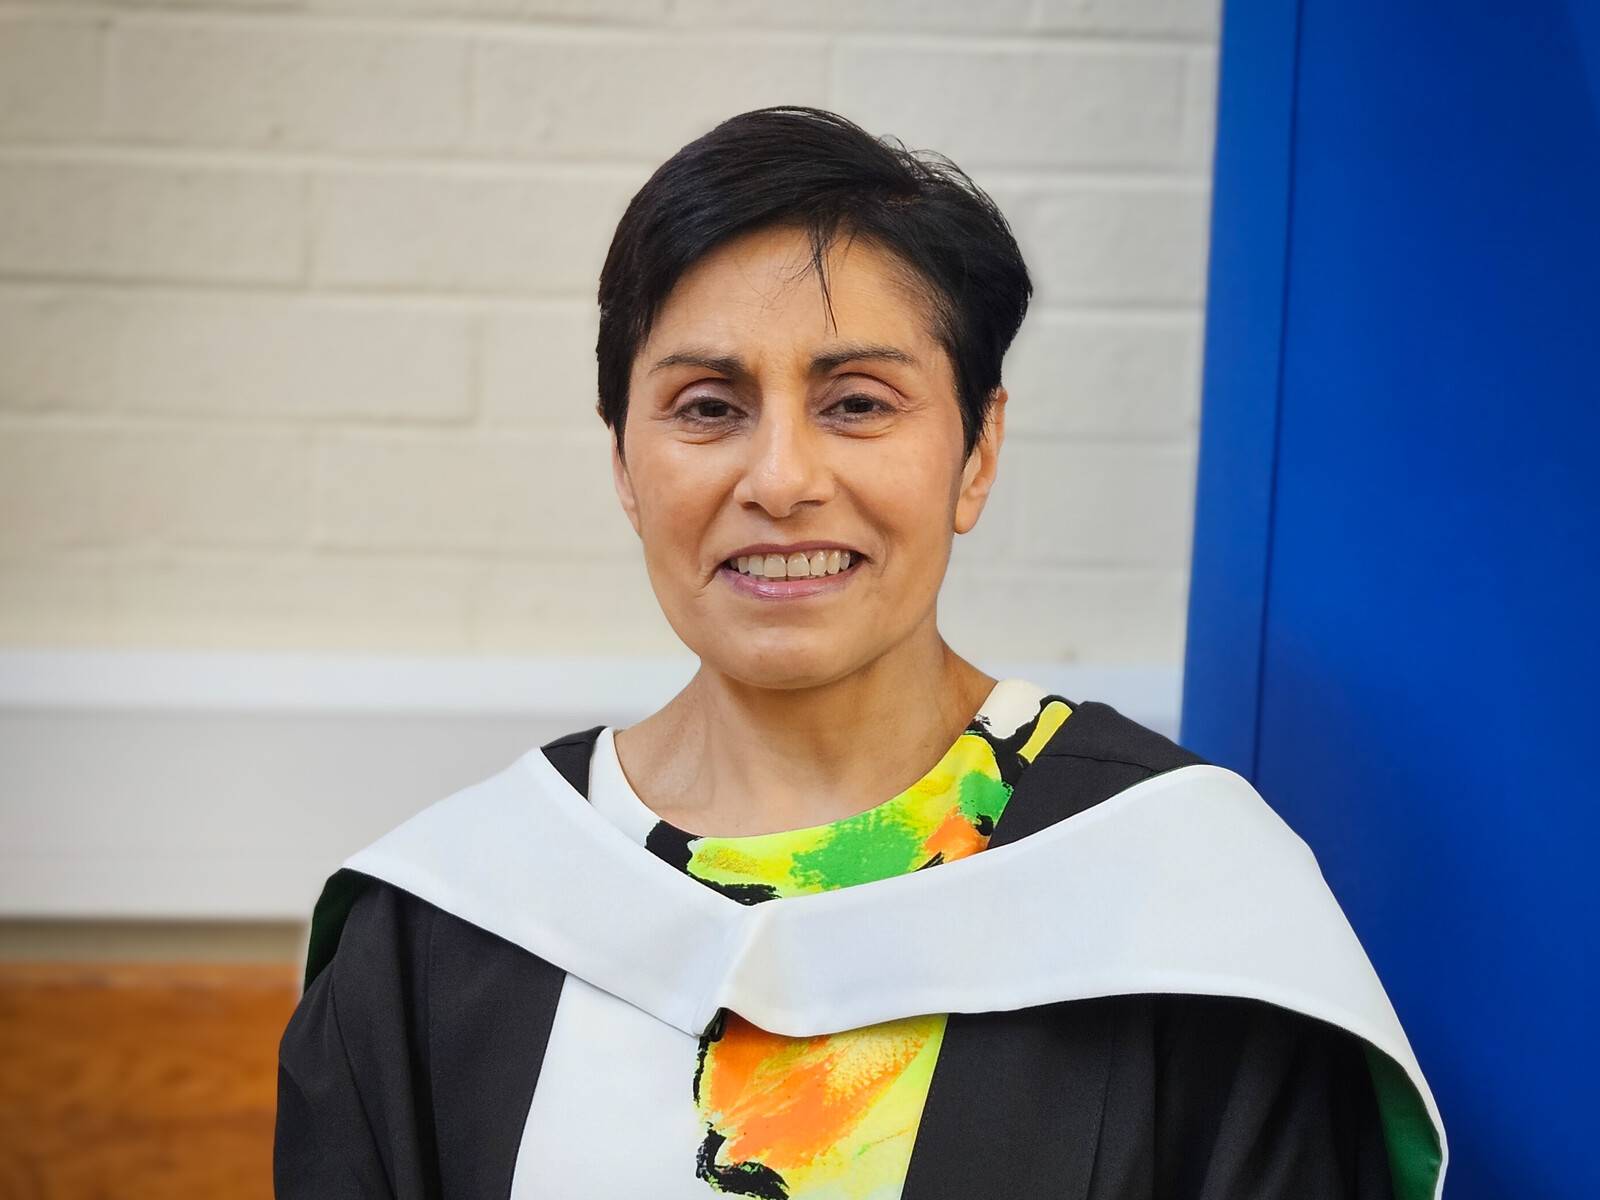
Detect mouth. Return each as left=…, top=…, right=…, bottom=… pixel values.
left=717, top=551, right=866, bottom=599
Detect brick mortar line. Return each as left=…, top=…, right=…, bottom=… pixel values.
left=0, top=276, right=1206, bottom=317
left=0, top=5, right=1216, bottom=52
left=0, top=145, right=1213, bottom=184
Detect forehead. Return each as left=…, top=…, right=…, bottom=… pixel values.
left=638, top=225, right=943, bottom=369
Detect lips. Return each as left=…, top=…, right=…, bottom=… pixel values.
left=718, top=553, right=863, bottom=597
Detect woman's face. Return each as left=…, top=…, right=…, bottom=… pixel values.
left=612, top=223, right=1005, bottom=690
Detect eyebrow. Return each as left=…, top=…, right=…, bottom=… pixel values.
left=647, top=341, right=919, bottom=377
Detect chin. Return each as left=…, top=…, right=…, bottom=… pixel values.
left=704, top=643, right=862, bottom=692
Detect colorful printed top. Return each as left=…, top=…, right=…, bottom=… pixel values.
left=581, top=677, right=1073, bottom=1199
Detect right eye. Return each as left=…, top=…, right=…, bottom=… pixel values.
left=675, top=398, right=740, bottom=424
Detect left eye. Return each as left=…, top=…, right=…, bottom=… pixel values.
left=831, top=395, right=890, bottom=417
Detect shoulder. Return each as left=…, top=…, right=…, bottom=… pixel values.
left=995, top=699, right=1212, bottom=845
left=1048, top=699, right=1210, bottom=774
left=300, top=869, right=430, bottom=993
left=306, top=869, right=554, bottom=1001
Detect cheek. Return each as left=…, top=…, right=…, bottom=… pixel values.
left=633, top=455, right=724, bottom=555
left=863, top=453, right=958, bottom=546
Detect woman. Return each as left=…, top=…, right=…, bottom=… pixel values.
left=275, top=106, right=1446, bottom=1200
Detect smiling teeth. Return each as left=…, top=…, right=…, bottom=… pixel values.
left=732, top=550, right=853, bottom=578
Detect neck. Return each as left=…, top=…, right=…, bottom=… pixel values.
left=613, top=635, right=997, bottom=838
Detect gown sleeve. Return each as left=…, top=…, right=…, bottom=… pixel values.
left=1154, top=993, right=1397, bottom=1200
left=274, top=878, right=442, bottom=1199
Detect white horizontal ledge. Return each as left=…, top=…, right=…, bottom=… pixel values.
left=0, top=648, right=1179, bottom=727
left=0, top=650, right=1181, bottom=920
left=0, top=648, right=698, bottom=717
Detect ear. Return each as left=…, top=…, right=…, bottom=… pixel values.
left=610, top=432, right=642, bottom=538
left=954, top=386, right=1007, bottom=535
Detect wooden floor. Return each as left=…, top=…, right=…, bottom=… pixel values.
left=0, top=962, right=300, bottom=1199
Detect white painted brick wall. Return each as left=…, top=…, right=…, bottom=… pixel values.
left=109, top=20, right=471, bottom=153
left=0, top=0, right=1221, bottom=665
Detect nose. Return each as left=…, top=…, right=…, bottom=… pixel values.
left=732, top=399, right=835, bottom=518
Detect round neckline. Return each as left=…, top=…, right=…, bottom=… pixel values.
left=594, top=676, right=1051, bottom=844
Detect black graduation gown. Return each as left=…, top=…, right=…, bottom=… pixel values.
left=274, top=701, right=1427, bottom=1200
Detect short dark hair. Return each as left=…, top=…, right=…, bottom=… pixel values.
left=595, top=105, right=1033, bottom=463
